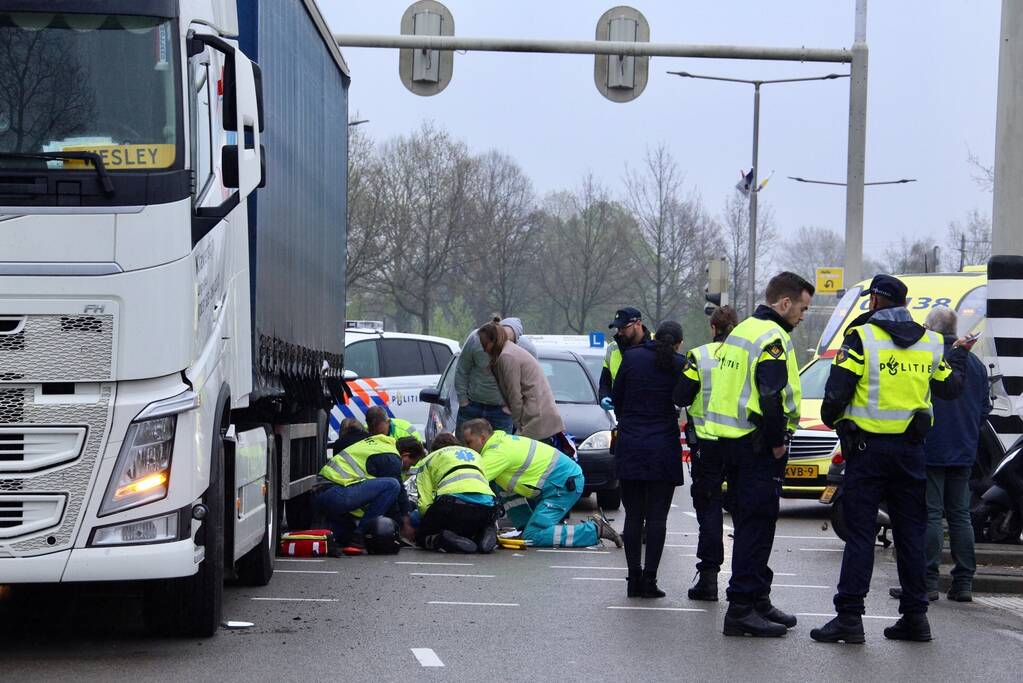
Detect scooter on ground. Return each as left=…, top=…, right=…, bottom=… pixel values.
left=820, top=454, right=892, bottom=547
left=972, top=435, right=1023, bottom=544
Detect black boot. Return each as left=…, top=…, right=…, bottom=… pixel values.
left=438, top=530, right=478, bottom=554
left=477, top=526, right=497, bottom=554
left=640, top=572, right=666, bottom=598
left=723, top=603, right=787, bottom=638
left=687, top=570, right=719, bottom=601
left=810, top=614, right=865, bottom=644
left=755, top=598, right=797, bottom=628
left=883, top=613, right=932, bottom=642
left=627, top=576, right=642, bottom=598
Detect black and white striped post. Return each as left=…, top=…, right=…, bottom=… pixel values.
left=986, top=256, right=1023, bottom=449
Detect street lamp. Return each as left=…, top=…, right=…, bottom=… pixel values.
left=669, top=70, right=849, bottom=315
left=348, top=119, right=370, bottom=127
left=788, top=176, right=916, bottom=186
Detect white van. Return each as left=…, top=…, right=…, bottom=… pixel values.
left=333, top=326, right=460, bottom=439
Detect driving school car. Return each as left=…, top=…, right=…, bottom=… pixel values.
left=783, top=270, right=990, bottom=498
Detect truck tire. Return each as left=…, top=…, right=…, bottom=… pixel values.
left=237, top=425, right=278, bottom=586
left=145, top=425, right=226, bottom=637
left=597, top=486, right=622, bottom=511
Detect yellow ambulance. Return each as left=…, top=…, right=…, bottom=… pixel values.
left=783, top=270, right=990, bottom=498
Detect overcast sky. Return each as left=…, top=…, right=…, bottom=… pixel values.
left=325, top=1, right=1000, bottom=264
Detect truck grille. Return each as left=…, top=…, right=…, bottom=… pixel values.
left=0, top=314, right=114, bottom=383
left=0, top=385, right=113, bottom=555
left=789, top=432, right=839, bottom=460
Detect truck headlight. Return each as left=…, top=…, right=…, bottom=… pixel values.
left=90, top=510, right=180, bottom=546
left=99, top=416, right=176, bottom=517
left=578, top=430, right=612, bottom=451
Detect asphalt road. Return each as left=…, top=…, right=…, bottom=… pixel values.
left=2, top=493, right=1023, bottom=682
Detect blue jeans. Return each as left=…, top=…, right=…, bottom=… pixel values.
left=312, top=478, right=401, bottom=538
left=456, top=401, right=514, bottom=434
left=926, top=465, right=976, bottom=591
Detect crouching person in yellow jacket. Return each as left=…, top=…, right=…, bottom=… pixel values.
left=460, top=419, right=622, bottom=548
left=398, top=435, right=499, bottom=553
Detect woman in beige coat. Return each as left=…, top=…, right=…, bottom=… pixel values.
left=477, top=322, right=565, bottom=445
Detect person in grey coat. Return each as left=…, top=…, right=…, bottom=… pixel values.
left=500, top=317, right=538, bottom=359
left=455, top=318, right=514, bottom=435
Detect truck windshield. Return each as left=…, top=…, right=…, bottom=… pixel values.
left=0, top=12, right=179, bottom=171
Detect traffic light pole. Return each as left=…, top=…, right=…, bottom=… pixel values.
left=748, top=83, right=761, bottom=316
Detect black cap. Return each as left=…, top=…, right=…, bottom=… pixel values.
left=861, top=274, right=908, bottom=303
left=609, top=307, right=642, bottom=329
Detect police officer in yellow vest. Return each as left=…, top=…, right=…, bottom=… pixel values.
left=398, top=435, right=499, bottom=554
left=598, top=307, right=651, bottom=410
left=677, top=272, right=813, bottom=637
left=313, top=424, right=407, bottom=548
left=810, top=275, right=973, bottom=644
left=365, top=405, right=423, bottom=444
left=674, top=305, right=739, bottom=602
left=461, top=419, right=623, bottom=548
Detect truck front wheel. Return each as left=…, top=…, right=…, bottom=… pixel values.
left=145, top=426, right=226, bottom=637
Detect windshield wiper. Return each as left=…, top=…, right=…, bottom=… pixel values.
left=0, top=151, right=115, bottom=197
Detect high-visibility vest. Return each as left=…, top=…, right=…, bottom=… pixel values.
left=603, top=341, right=623, bottom=381
left=684, top=341, right=722, bottom=441
left=319, top=435, right=398, bottom=487
left=390, top=417, right=423, bottom=443
left=479, top=431, right=560, bottom=498
left=413, top=446, right=493, bottom=514
left=702, top=316, right=801, bottom=439
left=837, top=323, right=951, bottom=434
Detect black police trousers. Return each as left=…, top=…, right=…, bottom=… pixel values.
left=835, top=435, right=928, bottom=615
left=415, top=495, right=497, bottom=547
left=720, top=432, right=787, bottom=604
left=690, top=440, right=725, bottom=574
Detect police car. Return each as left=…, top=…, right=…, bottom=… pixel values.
left=334, top=321, right=460, bottom=440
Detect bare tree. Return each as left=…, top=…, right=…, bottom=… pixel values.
left=538, top=177, right=635, bottom=333
left=0, top=29, right=94, bottom=153
left=374, top=122, right=474, bottom=334
left=345, top=123, right=387, bottom=294
left=967, top=150, right=995, bottom=193
left=721, top=191, right=778, bottom=316
left=460, top=150, right=540, bottom=322
left=624, top=145, right=722, bottom=324
left=944, top=209, right=992, bottom=271
left=881, top=238, right=940, bottom=274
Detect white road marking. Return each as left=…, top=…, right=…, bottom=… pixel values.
left=277, top=558, right=327, bottom=563
left=796, top=612, right=897, bottom=621
left=573, top=577, right=627, bottom=582
left=717, top=571, right=798, bottom=577
left=409, top=572, right=495, bottom=578
left=665, top=532, right=689, bottom=535
left=775, top=535, right=844, bottom=540
left=800, top=548, right=845, bottom=553
left=996, top=629, right=1023, bottom=644
left=683, top=510, right=733, bottom=531
left=550, top=565, right=627, bottom=570
left=536, top=549, right=610, bottom=554
left=395, top=561, right=475, bottom=566
left=664, top=544, right=698, bottom=548
left=411, top=648, right=444, bottom=667
left=607, top=606, right=706, bottom=612
left=771, top=584, right=830, bottom=589
left=250, top=597, right=338, bottom=602
left=274, top=570, right=339, bottom=575
left=428, top=601, right=519, bottom=607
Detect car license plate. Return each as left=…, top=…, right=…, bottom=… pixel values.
left=785, top=464, right=819, bottom=479
left=820, top=485, right=837, bottom=504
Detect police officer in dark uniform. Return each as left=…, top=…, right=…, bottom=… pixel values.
left=810, top=275, right=973, bottom=644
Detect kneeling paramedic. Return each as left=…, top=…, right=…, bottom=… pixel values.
left=313, top=425, right=412, bottom=548
left=679, top=272, right=814, bottom=638
left=460, top=419, right=622, bottom=548
left=398, top=436, right=499, bottom=553
left=810, top=275, right=972, bottom=644
left=365, top=405, right=423, bottom=444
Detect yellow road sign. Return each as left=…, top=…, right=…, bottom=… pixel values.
left=815, top=267, right=844, bottom=293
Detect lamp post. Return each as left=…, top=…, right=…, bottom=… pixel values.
left=669, top=71, right=848, bottom=315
